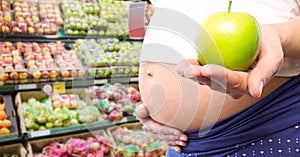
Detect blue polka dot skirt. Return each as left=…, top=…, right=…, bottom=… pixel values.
left=167, top=75, right=300, bottom=157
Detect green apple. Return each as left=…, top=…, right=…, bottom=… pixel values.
left=47, top=115, right=55, bottom=122
left=197, top=0, right=260, bottom=71
left=37, top=116, right=47, bottom=124
left=45, top=122, right=53, bottom=129
left=39, top=126, right=46, bottom=130
left=63, top=120, right=71, bottom=127
left=54, top=120, right=63, bottom=127
left=70, top=118, right=79, bottom=125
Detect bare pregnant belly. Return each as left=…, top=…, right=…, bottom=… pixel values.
left=139, top=62, right=290, bottom=131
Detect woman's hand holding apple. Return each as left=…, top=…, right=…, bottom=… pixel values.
left=176, top=24, right=284, bottom=99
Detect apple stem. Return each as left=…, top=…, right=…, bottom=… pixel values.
left=228, top=0, right=232, bottom=13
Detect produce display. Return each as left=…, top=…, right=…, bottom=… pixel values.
left=0, top=0, right=152, bottom=36
left=33, top=135, right=112, bottom=157
left=0, top=0, right=149, bottom=155
left=0, top=41, right=87, bottom=84
left=38, top=1, right=63, bottom=27
left=53, top=48, right=85, bottom=80
left=0, top=143, right=25, bottom=157
left=61, top=0, right=89, bottom=36
left=0, top=102, right=12, bottom=135
left=0, top=0, right=12, bottom=34
left=21, top=42, right=59, bottom=82
left=109, top=124, right=167, bottom=157
left=12, top=0, right=39, bottom=35
left=86, top=83, right=141, bottom=121
left=72, top=38, right=141, bottom=79
left=0, top=41, right=29, bottom=84
left=100, top=0, right=129, bottom=37
left=22, top=93, right=100, bottom=131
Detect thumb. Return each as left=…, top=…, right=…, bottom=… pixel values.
left=248, top=54, right=283, bottom=98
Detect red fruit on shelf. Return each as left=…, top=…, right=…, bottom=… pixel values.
left=32, top=71, right=41, bottom=79
left=61, top=70, right=70, bottom=77
left=28, top=26, right=35, bottom=34
left=41, top=71, right=49, bottom=78
left=0, top=73, right=9, bottom=81
left=44, top=27, right=51, bottom=35
left=50, top=27, right=57, bottom=35
left=11, top=21, right=18, bottom=27
left=9, top=72, right=19, bottom=80
left=69, top=70, right=77, bottom=77
left=49, top=70, right=58, bottom=78
left=1, top=25, right=10, bottom=34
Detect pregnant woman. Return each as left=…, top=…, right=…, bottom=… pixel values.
left=137, top=0, right=300, bottom=156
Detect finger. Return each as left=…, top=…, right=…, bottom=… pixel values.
left=135, top=104, right=149, bottom=119
left=179, top=133, right=188, bottom=141
left=169, top=145, right=182, bottom=153
left=248, top=52, right=283, bottom=97
left=175, top=59, right=199, bottom=75
left=199, top=64, right=248, bottom=94
left=158, top=125, right=183, bottom=136
left=167, top=140, right=187, bottom=147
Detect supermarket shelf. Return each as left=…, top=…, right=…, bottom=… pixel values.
left=0, top=34, right=143, bottom=43
left=25, top=116, right=138, bottom=141
left=0, top=77, right=139, bottom=93
left=0, top=95, right=22, bottom=145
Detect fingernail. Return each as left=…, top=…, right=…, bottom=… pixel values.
left=176, top=141, right=184, bottom=146
left=258, top=81, right=264, bottom=97
left=180, top=136, right=186, bottom=141
left=184, top=67, right=194, bottom=78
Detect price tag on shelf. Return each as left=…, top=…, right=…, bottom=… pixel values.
left=30, top=130, right=51, bottom=138
left=53, top=82, right=66, bottom=94
left=41, top=83, right=54, bottom=95
left=130, top=77, right=139, bottom=82
left=94, top=79, right=108, bottom=85
left=18, top=84, right=37, bottom=90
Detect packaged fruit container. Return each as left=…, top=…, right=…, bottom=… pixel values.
left=15, top=88, right=102, bottom=138
left=0, top=42, right=29, bottom=84
left=107, top=122, right=167, bottom=157
left=0, top=0, right=13, bottom=35
left=83, top=2, right=101, bottom=16
left=64, top=17, right=89, bottom=36
left=27, top=129, right=114, bottom=157
left=76, top=39, right=110, bottom=68
left=1, top=0, right=11, bottom=13
left=86, top=83, right=141, bottom=121
left=53, top=49, right=86, bottom=80
left=20, top=42, right=59, bottom=82
left=38, top=0, right=64, bottom=27
left=13, top=2, right=39, bottom=22
left=0, top=143, right=27, bottom=157
left=0, top=95, right=20, bottom=144
left=61, top=0, right=86, bottom=18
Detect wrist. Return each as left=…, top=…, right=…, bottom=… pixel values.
left=270, top=23, right=289, bottom=56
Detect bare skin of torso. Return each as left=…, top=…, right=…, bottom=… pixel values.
left=139, top=62, right=291, bottom=131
